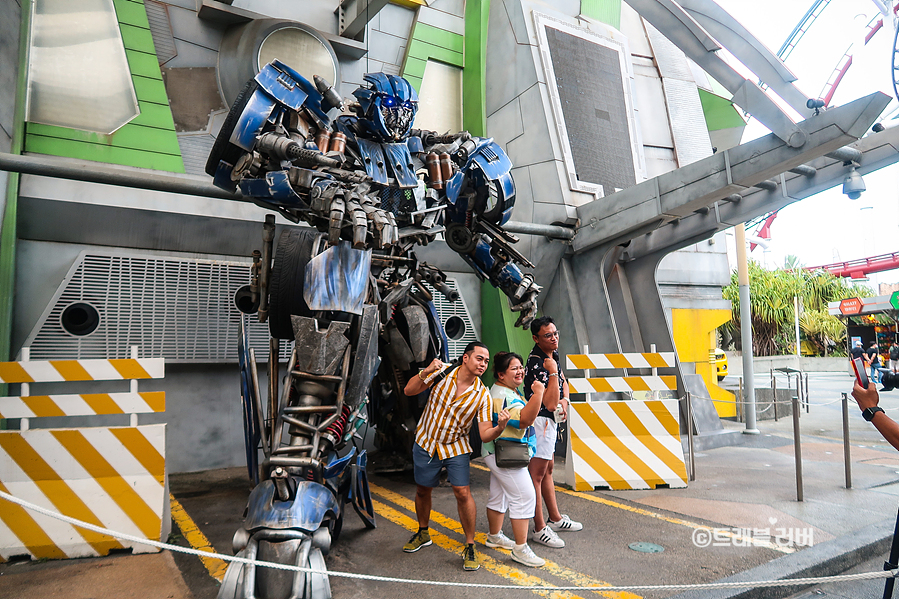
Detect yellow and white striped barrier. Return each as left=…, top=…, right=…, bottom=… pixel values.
left=566, top=352, right=676, bottom=370
left=0, top=359, right=164, bottom=384
left=0, top=425, right=166, bottom=559
left=567, top=376, right=677, bottom=393
left=0, top=392, right=165, bottom=419
left=567, top=400, right=688, bottom=491
left=0, top=355, right=167, bottom=561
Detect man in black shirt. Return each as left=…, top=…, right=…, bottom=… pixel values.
left=523, top=316, right=582, bottom=548
left=866, top=341, right=882, bottom=384
left=850, top=340, right=865, bottom=362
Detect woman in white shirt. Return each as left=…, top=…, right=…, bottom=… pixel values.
left=482, top=351, right=546, bottom=567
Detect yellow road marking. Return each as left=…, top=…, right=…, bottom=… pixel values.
left=554, top=487, right=793, bottom=553
left=372, top=498, right=584, bottom=599
left=369, top=483, right=640, bottom=599
left=169, top=494, right=228, bottom=581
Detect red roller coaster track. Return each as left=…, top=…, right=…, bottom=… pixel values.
left=805, top=251, right=899, bottom=279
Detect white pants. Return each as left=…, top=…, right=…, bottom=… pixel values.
left=485, top=453, right=537, bottom=520
left=891, top=359, right=899, bottom=372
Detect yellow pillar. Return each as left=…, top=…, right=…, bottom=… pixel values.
left=672, top=308, right=736, bottom=418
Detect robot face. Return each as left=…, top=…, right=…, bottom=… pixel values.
left=377, top=94, right=417, bottom=141
left=353, top=73, right=419, bottom=141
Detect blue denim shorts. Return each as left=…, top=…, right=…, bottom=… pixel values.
left=412, top=442, right=471, bottom=487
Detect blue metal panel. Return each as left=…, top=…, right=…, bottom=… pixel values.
left=356, top=138, right=389, bottom=185
left=472, top=140, right=513, bottom=180
left=445, top=171, right=465, bottom=205
left=213, top=160, right=237, bottom=191
left=407, top=136, right=424, bottom=154
left=238, top=171, right=303, bottom=204
left=244, top=480, right=340, bottom=533
left=323, top=446, right=357, bottom=479
left=255, top=61, right=311, bottom=112
left=303, top=242, right=372, bottom=315
left=382, top=143, right=418, bottom=188
left=230, top=91, right=277, bottom=151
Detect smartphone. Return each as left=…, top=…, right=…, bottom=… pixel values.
left=852, top=357, right=870, bottom=388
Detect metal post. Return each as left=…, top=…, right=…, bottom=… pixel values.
left=773, top=375, right=778, bottom=421
left=736, top=223, right=759, bottom=434
left=792, top=394, right=803, bottom=501
left=883, top=504, right=899, bottom=598
left=685, top=391, right=696, bottom=481
left=805, top=372, right=810, bottom=413
left=738, top=376, right=744, bottom=423
left=842, top=393, right=852, bottom=489
left=794, top=295, right=801, bottom=358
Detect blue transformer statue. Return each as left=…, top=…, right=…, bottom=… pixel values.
left=207, top=60, right=540, bottom=599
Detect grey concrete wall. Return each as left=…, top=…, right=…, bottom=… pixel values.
left=726, top=353, right=852, bottom=376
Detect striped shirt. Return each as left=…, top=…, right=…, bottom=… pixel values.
left=414, top=365, right=491, bottom=459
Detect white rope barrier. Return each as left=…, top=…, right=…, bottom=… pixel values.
left=1, top=491, right=896, bottom=592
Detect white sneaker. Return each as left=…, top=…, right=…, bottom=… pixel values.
left=511, top=544, right=545, bottom=567
left=530, top=525, right=564, bottom=548
left=485, top=531, right=515, bottom=549
left=548, top=514, right=583, bottom=532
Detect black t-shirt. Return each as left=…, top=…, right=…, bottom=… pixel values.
left=524, top=344, right=566, bottom=419
left=867, top=346, right=880, bottom=365
left=890, top=345, right=899, bottom=361
left=850, top=345, right=865, bottom=360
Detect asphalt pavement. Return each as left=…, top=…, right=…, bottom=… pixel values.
left=4, top=370, right=899, bottom=599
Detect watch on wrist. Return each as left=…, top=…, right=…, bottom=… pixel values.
left=863, top=406, right=885, bottom=421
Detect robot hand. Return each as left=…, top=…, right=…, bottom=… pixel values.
left=509, top=286, right=539, bottom=330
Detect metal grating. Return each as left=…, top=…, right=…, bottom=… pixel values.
left=177, top=133, right=216, bottom=176
left=23, top=252, right=290, bottom=362
left=423, top=279, right=478, bottom=360
left=145, top=1, right=177, bottom=66
left=544, top=26, right=636, bottom=192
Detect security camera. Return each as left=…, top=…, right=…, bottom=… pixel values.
left=842, top=166, right=865, bottom=200
left=807, top=98, right=826, bottom=115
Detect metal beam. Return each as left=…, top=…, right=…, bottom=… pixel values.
left=0, top=152, right=576, bottom=241
left=572, top=91, right=891, bottom=255
left=621, top=123, right=899, bottom=262
left=623, top=0, right=809, bottom=147
left=337, top=0, right=389, bottom=39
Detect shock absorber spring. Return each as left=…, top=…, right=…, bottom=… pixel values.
left=326, top=405, right=352, bottom=440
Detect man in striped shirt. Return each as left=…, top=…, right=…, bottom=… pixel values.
left=401, top=341, right=508, bottom=571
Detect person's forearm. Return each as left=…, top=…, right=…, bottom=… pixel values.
left=481, top=423, right=506, bottom=442
left=872, top=412, right=899, bottom=452
left=543, top=374, right=560, bottom=411
left=519, top=393, right=542, bottom=426
left=404, top=371, right=430, bottom=396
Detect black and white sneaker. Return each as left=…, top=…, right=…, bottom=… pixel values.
left=548, top=514, right=583, bottom=532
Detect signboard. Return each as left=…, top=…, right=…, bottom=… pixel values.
left=839, top=297, right=863, bottom=315
left=890, top=291, right=899, bottom=310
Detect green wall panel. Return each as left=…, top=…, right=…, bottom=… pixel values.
left=407, top=39, right=463, bottom=68
left=414, top=22, right=465, bottom=53
left=580, top=0, right=621, bottom=29
left=402, top=17, right=466, bottom=94
left=23, top=0, right=184, bottom=173
left=698, top=89, right=745, bottom=131
left=24, top=136, right=183, bottom=172
left=462, top=0, right=489, bottom=137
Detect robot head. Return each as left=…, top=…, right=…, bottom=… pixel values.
left=353, top=73, right=418, bottom=141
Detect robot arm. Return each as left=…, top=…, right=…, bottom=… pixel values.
left=417, top=131, right=541, bottom=328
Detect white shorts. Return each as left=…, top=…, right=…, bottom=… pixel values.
left=532, top=416, right=557, bottom=461
left=485, top=453, right=537, bottom=520
left=891, top=359, right=899, bottom=372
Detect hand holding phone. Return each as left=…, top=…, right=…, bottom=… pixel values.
left=852, top=357, right=870, bottom=388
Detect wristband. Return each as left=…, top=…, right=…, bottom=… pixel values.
left=548, top=372, right=559, bottom=378
left=419, top=370, right=427, bottom=381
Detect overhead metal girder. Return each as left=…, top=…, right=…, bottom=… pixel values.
left=623, top=0, right=809, bottom=147
left=336, top=0, right=389, bottom=40
left=572, top=91, right=891, bottom=255
left=622, top=122, right=899, bottom=263
left=677, top=0, right=814, bottom=118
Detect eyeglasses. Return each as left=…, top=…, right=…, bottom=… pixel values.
left=540, top=331, right=560, bottom=340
